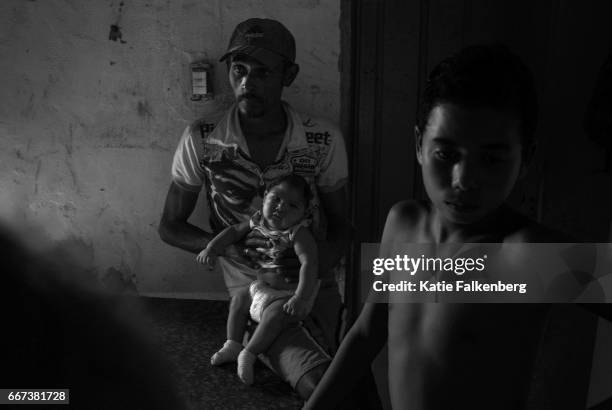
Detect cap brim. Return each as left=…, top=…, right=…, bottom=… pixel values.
left=219, top=45, right=286, bottom=68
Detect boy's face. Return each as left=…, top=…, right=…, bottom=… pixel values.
left=262, top=182, right=306, bottom=230
left=416, top=103, right=526, bottom=225
left=228, top=54, right=287, bottom=118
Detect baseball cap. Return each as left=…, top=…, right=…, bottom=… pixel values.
left=219, top=18, right=296, bottom=68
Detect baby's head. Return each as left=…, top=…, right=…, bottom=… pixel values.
left=415, top=44, right=538, bottom=225
left=262, top=174, right=312, bottom=230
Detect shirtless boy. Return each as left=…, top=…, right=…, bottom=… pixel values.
left=305, top=45, right=564, bottom=409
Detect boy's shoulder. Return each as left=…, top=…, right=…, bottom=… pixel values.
left=387, top=200, right=429, bottom=222
left=382, top=200, right=430, bottom=242
left=501, top=210, right=572, bottom=243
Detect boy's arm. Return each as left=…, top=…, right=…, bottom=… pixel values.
left=303, top=302, right=388, bottom=409
left=305, top=201, right=417, bottom=409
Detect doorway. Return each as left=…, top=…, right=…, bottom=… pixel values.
left=341, top=1, right=612, bottom=408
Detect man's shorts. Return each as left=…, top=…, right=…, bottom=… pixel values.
left=217, top=257, right=341, bottom=388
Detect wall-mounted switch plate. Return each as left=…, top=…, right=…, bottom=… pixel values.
left=191, top=61, right=212, bottom=100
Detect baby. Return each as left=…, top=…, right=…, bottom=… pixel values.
left=197, top=174, right=320, bottom=385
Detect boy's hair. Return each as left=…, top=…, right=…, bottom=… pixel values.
left=418, top=44, right=538, bottom=146
left=266, top=174, right=312, bottom=204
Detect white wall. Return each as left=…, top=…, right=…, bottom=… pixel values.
left=0, top=0, right=340, bottom=298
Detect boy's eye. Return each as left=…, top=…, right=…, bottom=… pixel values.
left=434, top=149, right=458, bottom=162
left=482, top=153, right=506, bottom=165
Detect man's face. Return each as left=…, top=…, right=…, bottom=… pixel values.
left=417, top=103, right=526, bottom=225
left=262, top=182, right=306, bottom=230
left=228, top=54, right=286, bottom=118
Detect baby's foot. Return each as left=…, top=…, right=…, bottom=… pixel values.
left=210, top=340, right=242, bottom=366
left=237, top=349, right=257, bottom=385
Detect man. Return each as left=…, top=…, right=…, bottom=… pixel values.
left=158, top=18, right=349, bottom=399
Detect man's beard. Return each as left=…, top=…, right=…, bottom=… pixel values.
left=237, top=94, right=265, bottom=118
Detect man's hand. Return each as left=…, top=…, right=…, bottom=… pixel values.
left=243, top=230, right=300, bottom=282
left=283, top=295, right=310, bottom=318
left=224, top=242, right=262, bottom=269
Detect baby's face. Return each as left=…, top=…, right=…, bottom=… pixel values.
left=262, top=182, right=307, bottom=230
left=417, top=103, right=525, bottom=225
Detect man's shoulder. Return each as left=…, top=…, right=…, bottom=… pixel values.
left=188, top=112, right=227, bottom=140
left=293, top=110, right=342, bottom=147
left=299, top=114, right=340, bottom=132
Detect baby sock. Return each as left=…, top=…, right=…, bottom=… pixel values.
left=237, top=349, right=257, bottom=385
left=210, top=339, right=242, bottom=366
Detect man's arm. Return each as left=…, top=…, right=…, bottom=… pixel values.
left=158, top=182, right=213, bottom=254
left=317, top=186, right=350, bottom=276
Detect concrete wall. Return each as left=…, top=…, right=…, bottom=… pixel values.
left=0, top=0, right=341, bottom=298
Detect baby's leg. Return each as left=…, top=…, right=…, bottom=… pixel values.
left=227, top=286, right=251, bottom=342
left=211, top=286, right=251, bottom=366
left=237, top=298, right=299, bottom=385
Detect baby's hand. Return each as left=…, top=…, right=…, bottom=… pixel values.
left=283, top=295, right=310, bottom=318
left=196, top=247, right=218, bottom=270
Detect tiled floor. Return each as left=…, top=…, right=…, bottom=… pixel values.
left=144, top=298, right=302, bottom=410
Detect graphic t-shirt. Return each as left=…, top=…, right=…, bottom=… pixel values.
left=171, top=102, right=348, bottom=240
